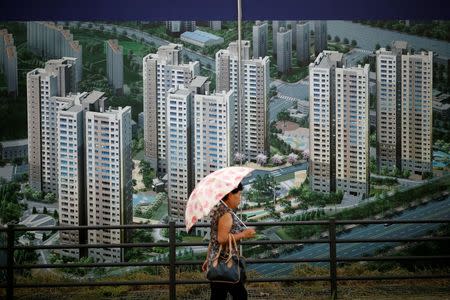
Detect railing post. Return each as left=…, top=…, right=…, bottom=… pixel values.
left=6, top=223, right=15, bottom=300
left=329, top=218, right=337, bottom=300
left=169, top=221, right=176, bottom=300
left=79, top=226, right=88, bottom=259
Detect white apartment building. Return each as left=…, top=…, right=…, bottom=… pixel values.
left=106, top=39, right=123, bottom=95
left=194, top=90, right=235, bottom=181
left=143, top=44, right=199, bottom=174
left=0, top=30, right=18, bottom=96
left=277, top=27, right=292, bottom=73
left=309, top=51, right=343, bottom=193
left=314, top=21, right=328, bottom=55
left=296, top=22, right=310, bottom=65
left=27, top=58, right=77, bottom=193
left=56, top=91, right=109, bottom=259
left=401, top=51, right=433, bottom=176
left=216, top=41, right=270, bottom=161
left=272, top=21, right=286, bottom=56
left=376, top=48, right=399, bottom=171
left=335, top=65, right=370, bottom=199
left=166, top=87, right=194, bottom=220
left=85, top=106, right=132, bottom=262
left=252, top=21, right=268, bottom=59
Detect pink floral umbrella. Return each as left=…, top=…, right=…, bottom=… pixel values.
left=185, top=166, right=253, bottom=231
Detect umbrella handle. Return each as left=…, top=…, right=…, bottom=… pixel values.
left=220, top=200, right=248, bottom=229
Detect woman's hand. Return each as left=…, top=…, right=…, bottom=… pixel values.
left=241, top=228, right=256, bottom=239
left=202, top=259, right=208, bottom=272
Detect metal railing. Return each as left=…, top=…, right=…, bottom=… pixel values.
left=1, top=218, right=450, bottom=300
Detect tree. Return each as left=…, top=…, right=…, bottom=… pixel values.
left=302, top=150, right=310, bottom=161
left=334, top=36, right=341, bottom=43
left=53, top=209, right=59, bottom=219
left=32, top=206, right=37, bottom=214
left=250, top=174, right=279, bottom=204
left=287, top=153, right=299, bottom=165
left=351, top=40, right=357, bottom=47
left=375, top=43, right=381, bottom=50
left=256, top=153, right=267, bottom=166
left=44, top=192, right=57, bottom=204
left=43, top=207, right=48, bottom=214
left=234, top=152, right=247, bottom=165
left=343, top=38, right=349, bottom=44
left=271, top=154, right=284, bottom=166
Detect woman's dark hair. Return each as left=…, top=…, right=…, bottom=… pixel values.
left=223, top=182, right=243, bottom=201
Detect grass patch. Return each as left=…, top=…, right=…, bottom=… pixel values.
left=275, top=172, right=295, bottom=183
left=152, top=200, right=168, bottom=220
left=275, top=228, right=293, bottom=240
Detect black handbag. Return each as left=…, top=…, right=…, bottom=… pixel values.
left=207, top=233, right=246, bottom=284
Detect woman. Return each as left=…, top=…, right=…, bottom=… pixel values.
left=202, top=182, right=256, bottom=300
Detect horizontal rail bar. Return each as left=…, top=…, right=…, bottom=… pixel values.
left=338, top=255, right=450, bottom=262
left=335, top=219, right=450, bottom=225
left=7, top=219, right=449, bottom=232
left=14, top=242, right=169, bottom=250
left=12, top=261, right=170, bottom=269
left=14, top=280, right=170, bottom=288
left=9, top=224, right=171, bottom=232
left=336, top=237, right=450, bottom=243
left=4, top=255, right=449, bottom=270
left=337, top=274, right=450, bottom=281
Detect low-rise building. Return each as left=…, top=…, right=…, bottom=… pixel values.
left=180, top=30, right=224, bottom=48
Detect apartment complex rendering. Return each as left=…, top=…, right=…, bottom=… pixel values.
left=27, top=22, right=83, bottom=83
left=309, top=51, right=370, bottom=199
left=27, top=58, right=78, bottom=193
left=253, top=21, right=268, bottom=59
left=276, top=27, right=292, bottom=73
left=0, top=29, right=18, bottom=96
left=143, top=44, right=199, bottom=174
left=376, top=42, right=433, bottom=177
left=105, top=39, right=124, bottom=95
left=216, top=40, right=270, bottom=162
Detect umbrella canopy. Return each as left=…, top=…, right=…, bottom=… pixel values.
left=185, top=166, right=253, bottom=231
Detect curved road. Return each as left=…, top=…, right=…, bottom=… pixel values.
left=249, top=196, right=450, bottom=277
left=65, top=22, right=215, bottom=69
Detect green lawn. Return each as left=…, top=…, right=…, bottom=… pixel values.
left=119, top=40, right=148, bottom=57
left=275, top=172, right=295, bottom=183
left=275, top=228, right=293, bottom=240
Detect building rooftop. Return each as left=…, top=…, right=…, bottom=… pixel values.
left=190, top=76, right=209, bottom=89
left=69, top=40, right=81, bottom=52
left=6, top=46, right=16, bottom=58
left=107, top=39, right=122, bottom=53
left=83, top=90, right=105, bottom=104
left=314, top=51, right=343, bottom=69
left=181, top=30, right=223, bottom=43
left=3, top=33, right=14, bottom=46
left=392, top=40, right=408, bottom=51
